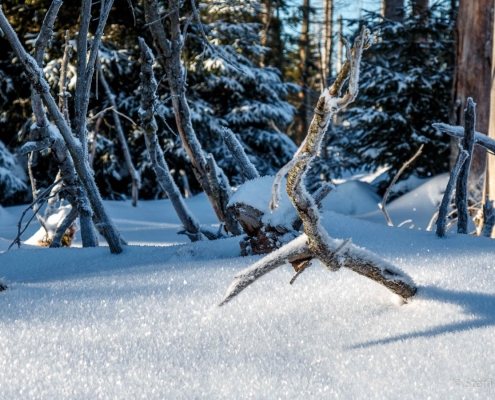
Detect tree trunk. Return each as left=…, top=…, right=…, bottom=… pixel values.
left=412, top=0, right=428, bottom=15
left=486, top=1, right=495, bottom=237
left=452, top=0, right=492, bottom=188
left=382, top=0, right=404, bottom=21
left=298, top=0, right=311, bottom=143
left=322, top=0, right=333, bottom=87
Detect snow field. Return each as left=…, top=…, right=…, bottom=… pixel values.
left=0, top=178, right=494, bottom=398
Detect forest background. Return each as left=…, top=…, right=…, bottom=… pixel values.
left=0, top=0, right=483, bottom=209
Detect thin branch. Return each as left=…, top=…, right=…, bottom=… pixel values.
left=221, top=127, right=260, bottom=181
left=380, top=144, right=424, bottom=227
left=189, top=0, right=246, bottom=73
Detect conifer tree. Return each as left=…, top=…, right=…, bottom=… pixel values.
left=328, top=1, right=454, bottom=189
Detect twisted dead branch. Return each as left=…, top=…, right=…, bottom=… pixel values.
left=220, top=28, right=417, bottom=306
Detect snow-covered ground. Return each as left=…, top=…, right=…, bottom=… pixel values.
left=1, top=176, right=494, bottom=399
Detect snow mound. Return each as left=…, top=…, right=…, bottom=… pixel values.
left=228, top=175, right=298, bottom=227
left=320, top=180, right=381, bottom=216
left=359, top=173, right=449, bottom=229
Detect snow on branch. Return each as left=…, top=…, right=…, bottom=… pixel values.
left=432, top=123, right=495, bottom=154
left=220, top=27, right=417, bottom=306
left=221, top=127, right=260, bottom=181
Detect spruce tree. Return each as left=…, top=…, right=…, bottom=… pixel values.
left=328, top=1, right=454, bottom=190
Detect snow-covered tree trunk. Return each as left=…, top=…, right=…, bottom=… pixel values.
left=138, top=38, right=204, bottom=241
left=221, top=28, right=417, bottom=306
left=143, top=0, right=241, bottom=236
left=0, top=4, right=124, bottom=254
left=98, top=63, right=141, bottom=207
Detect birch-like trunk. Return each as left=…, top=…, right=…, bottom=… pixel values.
left=30, top=0, right=96, bottom=247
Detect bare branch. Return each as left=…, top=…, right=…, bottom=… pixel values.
left=436, top=147, right=469, bottom=237
left=221, top=127, right=260, bottom=181
left=139, top=38, right=204, bottom=240
left=0, top=8, right=124, bottom=253
left=58, top=30, right=72, bottom=123
left=455, top=98, right=476, bottom=234
left=433, top=123, right=495, bottom=154
left=99, top=62, right=141, bottom=206
left=380, top=144, right=424, bottom=227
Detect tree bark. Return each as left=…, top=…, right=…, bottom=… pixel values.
left=298, top=0, right=311, bottom=143
left=382, top=0, right=404, bottom=22
left=322, top=0, right=333, bottom=87
left=486, top=1, right=495, bottom=237
left=0, top=8, right=124, bottom=254
left=452, top=0, right=492, bottom=188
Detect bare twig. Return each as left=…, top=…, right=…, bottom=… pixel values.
left=380, top=144, right=424, bottom=227
left=98, top=62, right=141, bottom=206
left=8, top=178, right=62, bottom=250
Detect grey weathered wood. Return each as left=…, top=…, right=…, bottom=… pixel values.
left=432, top=123, right=495, bottom=154
left=482, top=196, right=495, bottom=237
left=30, top=0, right=96, bottom=247
left=143, top=0, right=240, bottom=235
left=455, top=98, right=476, bottom=234
left=139, top=38, right=203, bottom=241
left=221, top=28, right=417, bottom=305
left=436, top=147, right=469, bottom=237
left=221, top=127, right=260, bottom=181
